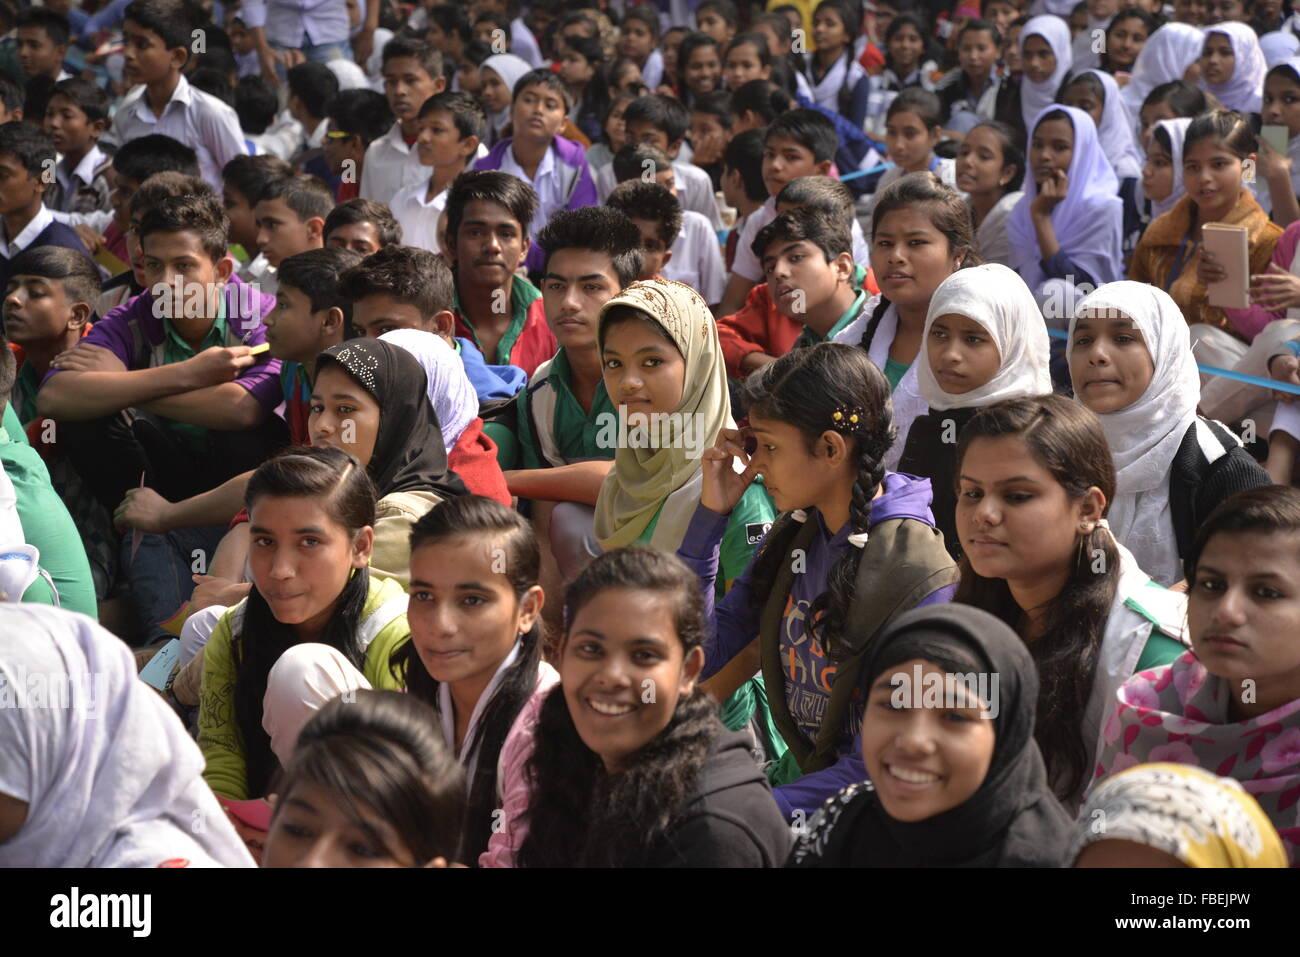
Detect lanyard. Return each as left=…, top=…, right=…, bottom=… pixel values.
left=1164, top=233, right=1200, bottom=293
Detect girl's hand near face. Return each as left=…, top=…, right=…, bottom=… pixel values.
left=1030, top=169, right=1068, bottom=219
left=700, top=427, right=760, bottom=516
left=1196, top=248, right=1227, bottom=288
left=1258, top=140, right=1294, bottom=185
left=1268, top=352, right=1300, bottom=402
left=1250, top=263, right=1300, bottom=312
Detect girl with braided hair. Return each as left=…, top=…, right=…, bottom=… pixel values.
left=678, top=342, right=960, bottom=823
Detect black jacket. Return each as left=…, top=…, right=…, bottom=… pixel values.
left=1170, top=417, right=1271, bottom=571
left=895, top=404, right=979, bottom=560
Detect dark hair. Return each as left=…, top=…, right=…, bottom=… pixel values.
left=722, top=127, right=768, bottom=202
left=418, top=90, right=487, bottom=141
left=1141, top=79, right=1209, bottom=121
left=775, top=174, right=855, bottom=219
left=221, top=154, right=292, bottom=207
left=258, top=173, right=335, bottom=222
left=287, top=61, right=339, bottom=121
left=323, top=198, right=403, bottom=247
left=697, top=0, right=739, bottom=27
left=691, top=89, right=732, bottom=128
left=608, top=57, right=648, bottom=97
left=753, top=204, right=851, bottom=264
left=112, top=133, right=200, bottom=183
left=187, top=67, right=234, bottom=107
left=1102, top=7, right=1156, bottom=70
left=965, top=120, right=1025, bottom=193
left=612, top=141, right=672, bottom=181
left=328, top=89, right=395, bottom=148
left=953, top=395, right=1118, bottom=799
left=606, top=180, right=684, bottom=248
left=675, top=32, right=720, bottom=103
left=513, top=66, right=573, bottom=111
left=386, top=495, right=543, bottom=862
left=0, top=121, right=53, bottom=179
left=517, top=547, right=718, bottom=867
left=6, top=244, right=101, bottom=309
left=1187, top=485, right=1300, bottom=582
left=0, top=327, right=13, bottom=401
left=138, top=191, right=229, bottom=263
left=0, top=75, right=22, bottom=114
left=48, top=78, right=108, bottom=125
left=727, top=31, right=772, bottom=70
left=811, top=0, right=861, bottom=116
left=887, top=86, right=943, bottom=130
left=1151, top=123, right=1174, bottom=154
left=1184, top=109, right=1257, bottom=161
left=129, top=171, right=214, bottom=220
left=565, top=33, right=605, bottom=66
left=234, top=75, right=278, bottom=135
left=743, top=343, right=896, bottom=657
left=277, top=246, right=363, bottom=321
left=623, top=93, right=690, bottom=144
left=622, top=4, right=661, bottom=42
left=444, top=169, right=538, bottom=247
left=538, top=206, right=645, bottom=288
left=124, top=0, right=194, bottom=54
left=1269, top=61, right=1300, bottom=91
left=731, top=78, right=792, bottom=124
left=235, top=446, right=378, bottom=797
left=765, top=108, right=838, bottom=164
left=755, top=11, right=794, bottom=48
left=1060, top=70, right=1106, bottom=112
left=16, top=7, right=70, bottom=48
left=957, top=17, right=1002, bottom=48
left=338, top=243, right=453, bottom=317
left=884, top=12, right=939, bottom=74
left=460, top=37, right=493, bottom=69
left=426, top=4, right=471, bottom=43
left=274, top=690, right=466, bottom=866
left=193, top=44, right=238, bottom=83
left=381, top=34, right=444, bottom=79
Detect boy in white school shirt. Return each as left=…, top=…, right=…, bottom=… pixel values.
left=43, top=78, right=111, bottom=215
left=389, top=91, right=485, bottom=255
left=359, top=36, right=445, bottom=203
left=101, top=0, right=248, bottom=193
left=15, top=8, right=72, bottom=84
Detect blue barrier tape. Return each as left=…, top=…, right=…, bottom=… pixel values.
left=841, top=162, right=895, bottom=182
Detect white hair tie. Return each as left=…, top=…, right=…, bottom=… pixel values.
left=790, top=509, right=808, bottom=523
left=847, top=531, right=870, bottom=549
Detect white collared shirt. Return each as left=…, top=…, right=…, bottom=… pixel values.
left=101, top=74, right=247, bottom=191
left=307, top=117, right=329, bottom=150
left=663, top=210, right=726, bottom=305
left=732, top=197, right=871, bottom=283
left=390, top=180, right=447, bottom=254
left=358, top=122, right=428, bottom=204
left=54, top=144, right=107, bottom=204
left=0, top=205, right=55, bottom=258
left=499, top=142, right=561, bottom=247
left=237, top=0, right=351, bottom=48
left=594, top=160, right=723, bottom=229
left=437, top=641, right=522, bottom=784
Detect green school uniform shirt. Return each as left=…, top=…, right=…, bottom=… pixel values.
left=159, top=298, right=229, bottom=453
left=884, top=357, right=910, bottom=392
left=453, top=274, right=544, bottom=366
left=638, top=482, right=776, bottom=594
left=515, top=347, right=616, bottom=470
left=793, top=286, right=868, bottom=350
left=2, top=403, right=28, bottom=444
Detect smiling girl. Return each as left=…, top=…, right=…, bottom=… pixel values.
left=199, top=447, right=412, bottom=803
left=675, top=32, right=722, bottom=107
left=515, top=548, right=792, bottom=866
left=1199, top=20, right=1267, bottom=114
left=866, top=12, right=940, bottom=134
left=802, top=0, right=872, bottom=129
left=954, top=121, right=1025, bottom=267
left=1091, top=485, right=1300, bottom=864
left=1120, top=23, right=1207, bottom=116
left=1256, top=58, right=1300, bottom=223
left=898, top=263, right=1052, bottom=558
left=788, top=603, right=1072, bottom=867
left=954, top=395, right=1187, bottom=806
left=1099, top=6, right=1154, bottom=76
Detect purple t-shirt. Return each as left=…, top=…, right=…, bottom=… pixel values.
left=42, top=273, right=282, bottom=415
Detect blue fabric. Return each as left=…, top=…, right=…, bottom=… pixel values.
left=456, top=336, right=527, bottom=403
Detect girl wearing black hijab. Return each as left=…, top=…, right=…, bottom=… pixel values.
left=787, top=603, right=1072, bottom=867
left=311, top=340, right=468, bottom=587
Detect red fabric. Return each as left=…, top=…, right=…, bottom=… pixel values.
left=448, top=418, right=511, bottom=505
left=859, top=42, right=886, bottom=74
left=454, top=296, right=557, bottom=379
left=103, top=220, right=130, bottom=264
left=337, top=180, right=360, bottom=202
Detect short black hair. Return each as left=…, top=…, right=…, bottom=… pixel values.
left=324, top=198, right=403, bottom=246
left=776, top=175, right=855, bottom=221
left=766, top=108, right=838, bottom=164
left=691, top=90, right=732, bottom=128
left=697, top=0, right=739, bottom=26
left=606, top=181, right=684, bottom=249
left=537, top=206, right=644, bottom=288
left=338, top=244, right=453, bottom=317
left=381, top=35, right=444, bottom=79
left=0, top=122, right=54, bottom=180
left=222, top=154, right=293, bottom=206
left=287, top=62, right=339, bottom=120
left=6, top=245, right=102, bottom=309
left=622, top=5, right=661, bottom=41
left=460, top=38, right=492, bottom=69
left=886, top=87, right=943, bottom=130
left=752, top=205, right=851, bottom=263
left=418, top=90, right=486, bottom=140
left=234, top=75, right=278, bottom=135
left=193, top=44, right=238, bottom=82
left=15, top=7, right=70, bottom=47
left=0, top=75, right=22, bottom=114
left=48, top=77, right=109, bottom=125
left=444, top=169, right=537, bottom=248
left=957, top=17, right=1002, bottom=48
left=623, top=93, right=689, bottom=144
left=612, top=142, right=672, bottom=183
left=112, top=133, right=200, bottom=183
left=138, top=192, right=230, bottom=264
left=188, top=67, right=234, bottom=106
left=123, top=0, right=194, bottom=54
left=328, top=89, right=394, bottom=147
left=513, top=67, right=573, bottom=111
left=129, top=172, right=215, bottom=220
left=257, top=174, right=335, bottom=222
left=277, top=246, right=364, bottom=320
left=427, top=4, right=471, bottom=42
left=722, top=128, right=767, bottom=203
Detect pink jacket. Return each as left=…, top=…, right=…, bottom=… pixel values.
left=1223, top=219, right=1300, bottom=341
left=478, top=661, right=560, bottom=868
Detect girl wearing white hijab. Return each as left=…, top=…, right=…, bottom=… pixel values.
left=1019, top=16, right=1074, bottom=134
left=1067, top=281, right=1270, bottom=586
left=897, top=263, right=1053, bottom=557
left=1141, top=116, right=1194, bottom=222
left=1119, top=22, right=1206, bottom=117
left=1008, top=104, right=1123, bottom=325
left=480, top=54, right=533, bottom=146
left=0, top=604, right=255, bottom=867
left=1260, top=30, right=1300, bottom=68
left=379, top=329, right=477, bottom=452
left=1201, top=21, right=1268, bottom=115
left=1069, top=69, right=1145, bottom=181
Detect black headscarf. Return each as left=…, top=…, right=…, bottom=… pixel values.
left=789, top=603, right=1072, bottom=868
left=315, top=340, right=468, bottom=500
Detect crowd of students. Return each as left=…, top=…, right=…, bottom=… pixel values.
left=2, top=0, right=1300, bottom=870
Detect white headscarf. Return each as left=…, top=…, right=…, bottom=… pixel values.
left=918, top=264, right=1053, bottom=412
left=1119, top=23, right=1207, bottom=117
left=1271, top=59, right=1300, bottom=200
left=262, top=644, right=372, bottom=767
left=1009, top=105, right=1124, bottom=292
left=0, top=605, right=255, bottom=868
left=1078, top=69, right=1145, bottom=181
left=1068, top=281, right=1200, bottom=587
left=1020, top=16, right=1074, bottom=133
left=1261, top=30, right=1300, bottom=67
left=482, top=54, right=533, bottom=136
left=1203, top=22, right=1267, bottom=114
left=380, top=329, right=478, bottom=450
left=1148, top=117, right=1194, bottom=221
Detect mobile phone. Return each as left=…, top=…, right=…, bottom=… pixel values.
left=1262, top=124, right=1289, bottom=156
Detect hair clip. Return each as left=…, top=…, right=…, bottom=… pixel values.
left=790, top=508, right=808, bottom=523
left=847, top=531, right=870, bottom=549
left=830, top=406, right=866, bottom=433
